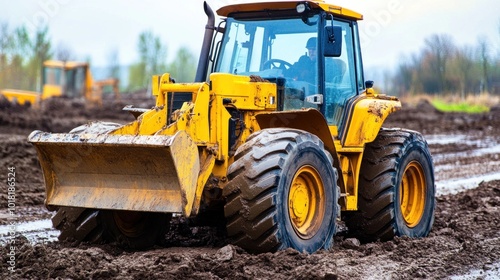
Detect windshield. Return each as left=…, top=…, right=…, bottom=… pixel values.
left=43, top=67, right=63, bottom=86
left=215, top=15, right=320, bottom=111
left=64, top=67, right=86, bottom=97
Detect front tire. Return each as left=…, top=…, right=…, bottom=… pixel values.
left=223, top=128, right=339, bottom=253
left=102, top=211, right=171, bottom=249
left=52, top=207, right=105, bottom=243
left=345, top=128, right=435, bottom=241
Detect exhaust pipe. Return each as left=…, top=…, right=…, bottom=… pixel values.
left=195, top=1, right=215, bottom=82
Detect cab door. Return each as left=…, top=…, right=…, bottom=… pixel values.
left=321, top=19, right=365, bottom=141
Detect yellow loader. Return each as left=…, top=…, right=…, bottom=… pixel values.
left=29, top=1, right=435, bottom=253
left=1, top=60, right=119, bottom=107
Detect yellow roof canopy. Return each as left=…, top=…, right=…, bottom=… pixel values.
left=217, top=1, right=363, bottom=20
left=43, top=60, right=89, bottom=69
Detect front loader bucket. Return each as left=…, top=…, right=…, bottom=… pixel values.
left=28, top=130, right=200, bottom=216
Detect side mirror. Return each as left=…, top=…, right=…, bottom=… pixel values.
left=324, top=26, right=342, bottom=57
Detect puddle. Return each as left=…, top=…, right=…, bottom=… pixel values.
left=436, top=172, right=500, bottom=196
left=429, top=134, right=500, bottom=162
left=0, top=219, right=59, bottom=245
left=450, top=262, right=500, bottom=280
left=433, top=144, right=500, bottom=162
left=427, top=133, right=500, bottom=196
left=426, top=134, right=498, bottom=147
left=426, top=134, right=467, bottom=145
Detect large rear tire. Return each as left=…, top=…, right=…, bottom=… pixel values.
left=223, top=128, right=339, bottom=253
left=345, top=128, right=435, bottom=241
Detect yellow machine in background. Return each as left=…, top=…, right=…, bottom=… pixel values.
left=29, top=1, right=435, bottom=253
left=1, top=60, right=119, bottom=107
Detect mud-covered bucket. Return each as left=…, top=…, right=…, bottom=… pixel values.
left=28, top=130, right=200, bottom=216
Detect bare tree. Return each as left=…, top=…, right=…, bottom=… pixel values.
left=107, top=48, right=120, bottom=79
left=424, top=34, right=455, bottom=93
left=454, top=45, right=474, bottom=99
left=0, top=22, right=11, bottom=88
left=393, top=55, right=413, bottom=95
left=55, top=42, right=76, bottom=62
left=168, top=46, right=196, bottom=83
left=138, top=31, right=167, bottom=76
left=391, top=31, right=500, bottom=96
left=128, top=30, right=168, bottom=90
left=477, top=36, right=490, bottom=93
left=29, top=26, right=52, bottom=91
left=8, top=26, right=31, bottom=89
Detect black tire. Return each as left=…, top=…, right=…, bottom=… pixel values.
left=223, top=128, right=339, bottom=253
left=52, top=207, right=105, bottom=243
left=101, top=210, right=172, bottom=249
left=345, top=128, right=435, bottom=241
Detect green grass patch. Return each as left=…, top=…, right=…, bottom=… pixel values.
left=431, top=99, right=489, bottom=113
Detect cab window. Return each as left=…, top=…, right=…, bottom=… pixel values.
left=323, top=20, right=357, bottom=125
left=215, top=15, right=321, bottom=111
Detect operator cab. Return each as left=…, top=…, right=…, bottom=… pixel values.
left=42, top=61, right=87, bottom=99
left=213, top=1, right=365, bottom=126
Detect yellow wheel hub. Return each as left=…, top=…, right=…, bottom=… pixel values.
left=288, top=165, right=325, bottom=239
left=400, top=161, right=426, bottom=227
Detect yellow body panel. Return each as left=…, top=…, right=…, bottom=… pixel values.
left=0, top=89, right=39, bottom=106
left=41, top=84, right=63, bottom=99
left=255, top=109, right=336, bottom=158
left=341, top=93, right=401, bottom=147
left=335, top=145, right=364, bottom=210
left=43, top=60, right=88, bottom=68
left=210, top=73, right=278, bottom=110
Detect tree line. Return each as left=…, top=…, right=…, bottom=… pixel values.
left=2, top=21, right=499, bottom=97
left=0, top=23, right=197, bottom=92
left=390, top=33, right=500, bottom=98
left=0, top=23, right=51, bottom=92
left=127, top=30, right=197, bottom=91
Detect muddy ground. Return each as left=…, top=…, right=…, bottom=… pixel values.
left=1, top=94, right=499, bottom=279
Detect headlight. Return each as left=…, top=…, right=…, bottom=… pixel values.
left=296, top=2, right=310, bottom=14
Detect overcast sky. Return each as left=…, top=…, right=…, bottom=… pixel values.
left=1, top=0, right=499, bottom=75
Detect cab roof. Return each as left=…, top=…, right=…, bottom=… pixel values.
left=216, top=1, right=363, bottom=20
left=44, top=60, right=89, bottom=69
